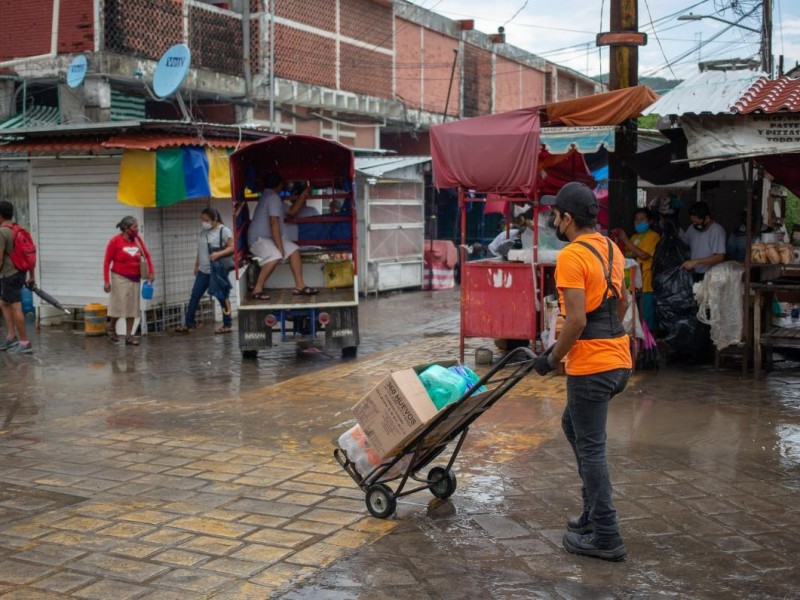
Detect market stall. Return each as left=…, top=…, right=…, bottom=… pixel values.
left=640, top=72, right=800, bottom=375
left=431, top=87, right=658, bottom=360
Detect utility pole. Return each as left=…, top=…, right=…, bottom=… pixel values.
left=597, top=0, right=647, bottom=232
left=761, top=0, right=772, bottom=76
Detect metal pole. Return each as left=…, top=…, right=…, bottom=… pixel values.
left=741, top=159, right=753, bottom=375
left=443, top=49, right=458, bottom=122
left=242, top=0, right=251, bottom=101
left=269, top=0, right=275, bottom=130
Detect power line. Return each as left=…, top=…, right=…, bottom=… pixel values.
left=643, top=0, right=678, bottom=80
left=502, top=0, right=530, bottom=28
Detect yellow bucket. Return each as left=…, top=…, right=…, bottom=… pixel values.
left=84, top=303, right=107, bottom=336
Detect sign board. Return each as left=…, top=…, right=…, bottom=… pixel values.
left=66, top=55, right=88, bottom=88
left=152, top=44, right=191, bottom=99
left=683, top=114, right=800, bottom=166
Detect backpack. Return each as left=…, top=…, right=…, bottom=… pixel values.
left=1, top=222, right=37, bottom=272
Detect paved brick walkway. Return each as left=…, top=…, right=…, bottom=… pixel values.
left=0, top=288, right=798, bottom=598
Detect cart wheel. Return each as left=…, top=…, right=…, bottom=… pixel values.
left=365, top=483, right=396, bottom=519
left=341, top=346, right=358, bottom=359
left=428, top=467, right=457, bottom=499
left=241, top=350, right=259, bottom=359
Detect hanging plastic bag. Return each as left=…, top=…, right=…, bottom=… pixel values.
left=653, top=266, right=696, bottom=325
left=652, top=219, right=690, bottom=277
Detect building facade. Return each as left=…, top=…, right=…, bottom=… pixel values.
left=0, top=0, right=600, bottom=326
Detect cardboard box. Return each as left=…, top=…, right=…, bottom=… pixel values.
left=352, top=365, right=441, bottom=460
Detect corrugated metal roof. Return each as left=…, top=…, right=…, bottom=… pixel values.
left=355, top=156, right=430, bottom=178
left=0, top=106, right=60, bottom=130
left=732, top=75, right=800, bottom=113
left=0, top=138, right=108, bottom=154
left=103, top=133, right=252, bottom=150
left=0, top=132, right=254, bottom=155
left=642, top=69, right=766, bottom=116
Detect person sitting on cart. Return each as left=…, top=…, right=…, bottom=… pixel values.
left=535, top=182, right=632, bottom=562
left=247, top=171, right=318, bottom=300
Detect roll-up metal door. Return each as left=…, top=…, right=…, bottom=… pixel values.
left=36, top=183, right=135, bottom=306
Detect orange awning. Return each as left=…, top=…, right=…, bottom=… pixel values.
left=543, top=86, right=659, bottom=126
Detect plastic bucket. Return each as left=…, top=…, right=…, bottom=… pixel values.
left=84, top=303, right=107, bottom=336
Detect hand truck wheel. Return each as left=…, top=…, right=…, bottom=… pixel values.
left=428, top=467, right=457, bottom=499
left=365, top=483, right=396, bottom=519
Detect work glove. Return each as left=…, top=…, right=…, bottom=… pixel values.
left=533, top=348, right=557, bottom=376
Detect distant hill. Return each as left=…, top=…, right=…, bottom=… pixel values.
left=594, top=75, right=681, bottom=94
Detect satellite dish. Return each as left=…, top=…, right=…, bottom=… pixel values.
left=66, top=55, right=88, bottom=88
left=152, top=44, right=191, bottom=99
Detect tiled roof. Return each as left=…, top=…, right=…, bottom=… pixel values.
left=731, top=76, right=800, bottom=113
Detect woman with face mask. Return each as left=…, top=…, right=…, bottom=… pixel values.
left=174, top=208, right=234, bottom=334
left=103, top=216, right=154, bottom=345
left=616, top=208, right=660, bottom=334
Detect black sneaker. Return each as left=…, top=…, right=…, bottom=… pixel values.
left=563, top=531, right=627, bottom=561
left=567, top=514, right=593, bottom=534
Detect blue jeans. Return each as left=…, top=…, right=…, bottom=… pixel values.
left=562, top=368, right=630, bottom=540
left=185, top=272, right=232, bottom=328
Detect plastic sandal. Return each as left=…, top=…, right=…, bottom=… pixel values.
left=252, top=292, right=271, bottom=300
left=174, top=326, right=190, bottom=334
left=125, top=337, right=140, bottom=346
left=214, top=327, right=232, bottom=334
left=292, top=287, right=318, bottom=296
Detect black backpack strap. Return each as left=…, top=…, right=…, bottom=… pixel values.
left=575, top=239, right=619, bottom=299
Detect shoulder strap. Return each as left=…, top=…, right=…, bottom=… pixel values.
left=575, top=238, right=618, bottom=298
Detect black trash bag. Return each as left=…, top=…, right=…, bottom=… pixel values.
left=661, top=315, right=712, bottom=364
left=653, top=266, right=696, bottom=325
left=652, top=219, right=690, bottom=277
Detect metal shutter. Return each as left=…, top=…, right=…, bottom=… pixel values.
left=36, top=183, right=134, bottom=306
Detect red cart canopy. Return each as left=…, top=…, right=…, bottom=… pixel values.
left=229, top=134, right=354, bottom=201
left=430, top=107, right=540, bottom=194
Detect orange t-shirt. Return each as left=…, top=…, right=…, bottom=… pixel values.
left=555, top=232, right=632, bottom=376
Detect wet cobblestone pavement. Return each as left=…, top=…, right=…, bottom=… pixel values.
left=0, top=287, right=798, bottom=598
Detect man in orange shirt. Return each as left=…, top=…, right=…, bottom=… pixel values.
left=536, top=182, right=632, bottom=561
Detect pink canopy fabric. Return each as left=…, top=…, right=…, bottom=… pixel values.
left=430, top=108, right=540, bottom=194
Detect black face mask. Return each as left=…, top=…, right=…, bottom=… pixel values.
left=555, top=218, right=570, bottom=242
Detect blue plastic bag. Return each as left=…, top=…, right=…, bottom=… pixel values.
left=141, top=281, right=154, bottom=300
left=448, top=365, right=487, bottom=393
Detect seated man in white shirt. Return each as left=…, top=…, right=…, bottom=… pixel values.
left=247, top=172, right=317, bottom=300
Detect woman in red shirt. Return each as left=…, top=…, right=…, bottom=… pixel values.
left=103, top=216, right=154, bottom=345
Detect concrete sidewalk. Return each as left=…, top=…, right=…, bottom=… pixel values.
left=0, top=288, right=798, bottom=598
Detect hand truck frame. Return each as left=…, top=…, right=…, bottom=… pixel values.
left=334, top=347, right=536, bottom=518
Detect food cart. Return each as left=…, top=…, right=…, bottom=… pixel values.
left=431, top=108, right=544, bottom=360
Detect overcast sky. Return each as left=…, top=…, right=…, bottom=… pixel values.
left=405, top=0, right=800, bottom=85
